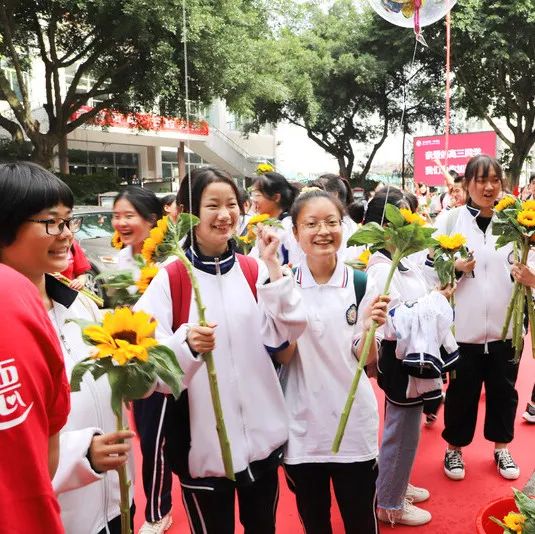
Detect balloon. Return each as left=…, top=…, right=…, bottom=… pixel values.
left=367, top=0, right=456, bottom=32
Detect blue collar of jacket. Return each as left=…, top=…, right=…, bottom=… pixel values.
left=465, top=203, right=480, bottom=218
left=185, top=240, right=236, bottom=275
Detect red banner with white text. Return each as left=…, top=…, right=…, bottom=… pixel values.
left=413, top=131, right=497, bottom=186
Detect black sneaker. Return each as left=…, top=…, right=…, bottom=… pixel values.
left=444, top=449, right=465, bottom=480
left=494, top=449, right=520, bottom=480
left=522, top=403, right=535, bottom=423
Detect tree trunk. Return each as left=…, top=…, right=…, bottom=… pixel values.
left=508, top=145, right=531, bottom=189
left=30, top=135, right=57, bottom=170
left=58, top=135, right=69, bottom=174
left=337, top=156, right=350, bottom=179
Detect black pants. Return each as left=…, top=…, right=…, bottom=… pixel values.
left=531, top=383, right=535, bottom=404
left=284, top=460, right=379, bottom=534
left=181, top=468, right=279, bottom=534
left=133, top=393, right=173, bottom=522
left=442, top=340, right=519, bottom=447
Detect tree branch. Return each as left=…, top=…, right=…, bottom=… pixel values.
left=0, top=113, right=24, bottom=141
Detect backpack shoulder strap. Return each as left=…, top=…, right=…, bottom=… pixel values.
left=165, top=259, right=192, bottom=331
left=352, top=268, right=367, bottom=307
left=236, top=253, right=258, bottom=301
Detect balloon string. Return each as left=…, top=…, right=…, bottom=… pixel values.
left=444, top=7, right=452, bottom=169
left=182, top=0, right=194, bottom=261
left=399, top=38, right=419, bottom=151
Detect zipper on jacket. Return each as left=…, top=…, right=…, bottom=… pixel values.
left=214, top=256, right=252, bottom=471
left=483, top=228, right=489, bottom=353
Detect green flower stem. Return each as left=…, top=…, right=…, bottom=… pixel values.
left=176, top=250, right=235, bottom=481
left=450, top=259, right=456, bottom=336
left=332, top=251, right=401, bottom=453
left=503, top=281, right=522, bottom=341
left=116, top=415, right=131, bottom=534
left=525, top=284, right=535, bottom=360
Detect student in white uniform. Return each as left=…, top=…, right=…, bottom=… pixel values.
left=134, top=167, right=299, bottom=534
left=365, top=188, right=455, bottom=528
left=111, top=187, right=176, bottom=534
left=0, top=162, right=134, bottom=534
left=257, top=189, right=389, bottom=534
left=425, top=155, right=522, bottom=482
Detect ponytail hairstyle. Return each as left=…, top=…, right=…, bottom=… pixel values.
left=252, top=171, right=299, bottom=213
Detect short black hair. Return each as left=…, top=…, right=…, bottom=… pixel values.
left=114, top=186, right=162, bottom=224
left=290, top=189, right=345, bottom=227
left=0, top=162, right=74, bottom=247
left=314, top=174, right=353, bottom=206
left=178, top=166, right=242, bottom=218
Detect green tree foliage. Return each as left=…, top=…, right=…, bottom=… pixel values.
left=0, top=0, right=268, bottom=169
left=242, top=0, right=445, bottom=178
left=431, top=0, right=535, bottom=186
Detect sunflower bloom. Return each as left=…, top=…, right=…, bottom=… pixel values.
left=136, top=264, right=159, bottom=294
left=248, top=213, right=271, bottom=226
left=111, top=231, right=123, bottom=250
left=503, top=512, right=526, bottom=532
left=517, top=210, right=535, bottom=228
left=84, top=308, right=158, bottom=365
left=437, top=233, right=467, bottom=251
left=522, top=199, right=535, bottom=211
left=357, top=249, right=371, bottom=266
left=141, top=237, right=158, bottom=263
left=156, top=215, right=169, bottom=234
left=256, top=163, right=274, bottom=174
left=400, top=208, right=426, bottom=226
left=495, top=195, right=517, bottom=212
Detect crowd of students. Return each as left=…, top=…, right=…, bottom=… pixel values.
left=0, top=156, right=533, bottom=534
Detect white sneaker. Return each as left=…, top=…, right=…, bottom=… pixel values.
left=444, top=449, right=465, bottom=480
left=138, top=513, right=173, bottom=534
left=377, top=499, right=432, bottom=526
left=405, top=483, right=430, bottom=503
left=494, top=449, right=520, bottom=480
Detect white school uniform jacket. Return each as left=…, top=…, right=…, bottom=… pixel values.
left=47, top=277, right=134, bottom=534
left=424, top=205, right=515, bottom=345
left=261, top=259, right=379, bottom=464
left=134, top=249, right=303, bottom=479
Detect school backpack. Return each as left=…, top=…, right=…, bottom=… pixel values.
left=162, top=254, right=258, bottom=477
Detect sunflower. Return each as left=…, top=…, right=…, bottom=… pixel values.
left=141, top=237, right=158, bottom=263
left=495, top=195, right=516, bottom=212
left=136, top=264, right=159, bottom=294
left=503, top=512, right=526, bottom=533
left=437, top=233, right=467, bottom=251
left=84, top=308, right=158, bottom=365
left=522, top=199, right=535, bottom=211
left=517, top=210, right=535, bottom=228
left=357, top=248, right=371, bottom=266
left=111, top=230, right=123, bottom=250
left=156, top=215, right=169, bottom=234
left=256, top=162, right=274, bottom=175
left=400, top=208, right=426, bottom=226
left=248, top=213, right=271, bottom=226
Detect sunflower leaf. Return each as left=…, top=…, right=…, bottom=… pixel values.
left=385, top=204, right=405, bottom=228
left=347, top=222, right=385, bottom=247
left=122, top=363, right=156, bottom=402
left=70, top=359, right=95, bottom=392
left=149, top=346, right=184, bottom=399
left=175, top=213, right=200, bottom=241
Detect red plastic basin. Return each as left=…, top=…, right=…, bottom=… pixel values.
left=475, top=496, right=518, bottom=534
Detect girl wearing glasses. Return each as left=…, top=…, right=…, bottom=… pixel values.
left=0, top=162, right=134, bottom=534
left=257, top=189, right=389, bottom=534
left=111, top=187, right=176, bottom=534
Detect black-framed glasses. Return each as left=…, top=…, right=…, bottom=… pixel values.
left=26, top=216, right=83, bottom=235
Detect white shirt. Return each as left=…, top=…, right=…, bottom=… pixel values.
left=50, top=294, right=134, bottom=534
left=261, top=259, right=379, bottom=464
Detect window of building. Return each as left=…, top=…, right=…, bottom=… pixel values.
left=69, top=149, right=139, bottom=179
left=161, top=149, right=205, bottom=180
left=64, top=64, right=111, bottom=106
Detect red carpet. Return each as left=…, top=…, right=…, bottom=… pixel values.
left=133, top=342, right=535, bottom=533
